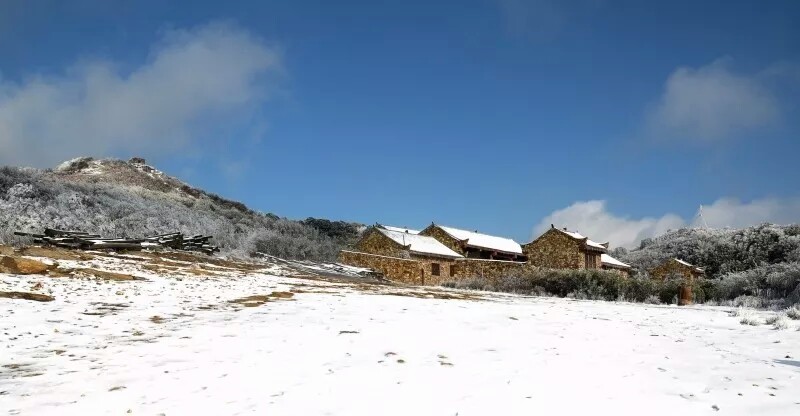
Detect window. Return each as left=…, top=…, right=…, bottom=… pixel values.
left=431, top=263, right=440, bottom=276
left=450, top=265, right=456, bottom=277
left=585, top=253, right=598, bottom=269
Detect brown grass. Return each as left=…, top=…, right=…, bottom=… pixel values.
left=0, top=255, right=53, bottom=275
left=0, top=291, right=54, bottom=302
left=229, top=291, right=295, bottom=307
left=380, top=290, right=480, bottom=301
left=73, top=268, right=146, bottom=281
left=19, top=246, right=94, bottom=261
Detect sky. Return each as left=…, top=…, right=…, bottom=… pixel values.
left=1, top=0, right=799, bottom=248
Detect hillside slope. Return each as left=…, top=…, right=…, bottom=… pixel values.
left=0, top=157, right=362, bottom=260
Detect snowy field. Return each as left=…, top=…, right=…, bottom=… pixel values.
left=2, top=255, right=799, bottom=415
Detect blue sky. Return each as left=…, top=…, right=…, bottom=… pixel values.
left=1, top=0, right=799, bottom=247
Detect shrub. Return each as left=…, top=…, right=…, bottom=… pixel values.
left=644, top=295, right=661, bottom=304
left=737, top=309, right=761, bottom=326
left=766, top=314, right=791, bottom=330
left=442, top=269, right=702, bottom=304
left=785, top=304, right=800, bottom=320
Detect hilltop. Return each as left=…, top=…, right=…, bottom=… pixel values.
left=0, top=157, right=363, bottom=260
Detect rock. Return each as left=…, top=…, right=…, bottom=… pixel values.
left=0, top=256, right=52, bottom=275
left=0, top=291, right=55, bottom=302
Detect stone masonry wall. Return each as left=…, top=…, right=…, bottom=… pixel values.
left=453, top=259, right=533, bottom=280
left=412, top=254, right=459, bottom=286
left=354, top=228, right=410, bottom=258
left=650, top=260, right=701, bottom=281
left=523, top=228, right=583, bottom=269
left=418, top=225, right=465, bottom=256
left=601, top=266, right=631, bottom=278
left=339, top=250, right=421, bottom=284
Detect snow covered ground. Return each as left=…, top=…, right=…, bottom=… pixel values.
left=2, top=256, right=799, bottom=415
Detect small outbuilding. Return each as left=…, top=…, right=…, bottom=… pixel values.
left=650, top=258, right=705, bottom=281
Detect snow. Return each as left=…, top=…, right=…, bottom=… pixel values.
left=554, top=228, right=608, bottom=250
left=601, top=253, right=631, bottom=269
left=378, top=225, right=421, bottom=235
left=2, top=265, right=799, bottom=416
left=378, top=228, right=463, bottom=259
left=675, top=258, right=704, bottom=272
left=437, top=225, right=523, bottom=255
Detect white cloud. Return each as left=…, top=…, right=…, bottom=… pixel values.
left=0, top=22, right=281, bottom=168
left=532, top=200, right=685, bottom=248
left=695, top=198, right=800, bottom=229
left=534, top=198, right=800, bottom=248
left=646, top=59, right=779, bottom=141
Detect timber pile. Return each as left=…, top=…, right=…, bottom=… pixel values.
left=13, top=228, right=220, bottom=255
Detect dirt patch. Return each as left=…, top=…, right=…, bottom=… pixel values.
left=229, top=291, right=295, bottom=307
left=0, top=256, right=54, bottom=275
left=18, top=246, right=94, bottom=261
left=380, top=290, right=480, bottom=301
left=149, top=315, right=166, bottom=324
left=0, top=291, right=54, bottom=302
left=72, top=268, right=146, bottom=281
left=0, top=245, right=15, bottom=256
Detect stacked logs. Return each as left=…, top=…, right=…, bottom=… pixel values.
left=13, top=228, right=220, bottom=255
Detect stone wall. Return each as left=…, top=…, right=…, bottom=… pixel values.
left=453, top=259, right=533, bottom=279
left=354, top=228, right=409, bottom=258
left=338, top=250, right=421, bottom=284
left=650, top=260, right=702, bottom=281
left=412, top=254, right=459, bottom=286
left=601, top=266, right=631, bottom=278
left=418, top=225, right=465, bottom=255
left=523, top=228, right=583, bottom=269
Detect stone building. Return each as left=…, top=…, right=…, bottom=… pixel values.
left=418, top=223, right=527, bottom=262
left=339, top=223, right=536, bottom=285
left=600, top=253, right=632, bottom=277
left=523, top=225, right=610, bottom=270
left=649, top=258, right=705, bottom=281
left=338, top=225, right=464, bottom=285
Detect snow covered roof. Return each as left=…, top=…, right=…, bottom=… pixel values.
left=601, top=254, right=631, bottom=269
left=377, top=224, right=420, bottom=235
left=674, top=258, right=704, bottom=273
left=377, top=228, right=463, bottom=259
left=435, top=225, right=523, bottom=255
left=552, top=227, right=608, bottom=251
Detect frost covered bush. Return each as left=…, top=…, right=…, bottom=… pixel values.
left=442, top=270, right=677, bottom=303
left=644, top=295, right=661, bottom=304
left=735, top=309, right=761, bottom=326
left=765, top=314, right=791, bottom=330
left=785, top=305, right=800, bottom=320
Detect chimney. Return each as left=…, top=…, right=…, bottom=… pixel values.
left=550, top=224, right=554, bottom=229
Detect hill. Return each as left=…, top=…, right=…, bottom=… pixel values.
left=0, top=157, right=363, bottom=260
left=614, top=224, right=800, bottom=305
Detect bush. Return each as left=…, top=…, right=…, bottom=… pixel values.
left=785, top=304, right=800, bottom=320
left=441, top=269, right=701, bottom=303
left=644, top=295, right=661, bottom=304
left=736, top=309, right=761, bottom=326
left=766, top=314, right=791, bottom=330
